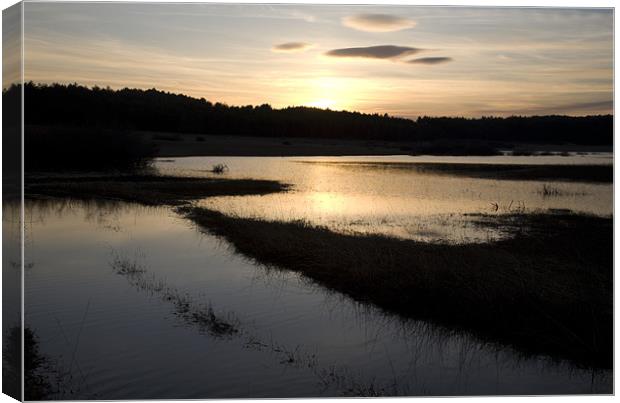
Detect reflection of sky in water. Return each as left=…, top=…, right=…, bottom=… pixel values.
left=156, top=155, right=613, bottom=243
left=23, top=200, right=612, bottom=398
left=3, top=202, right=23, bottom=378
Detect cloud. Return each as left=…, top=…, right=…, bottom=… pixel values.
left=272, top=42, right=313, bottom=52
left=342, top=14, right=416, bottom=32
left=325, top=45, right=421, bottom=59
left=525, top=100, right=613, bottom=115
left=475, top=100, right=613, bottom=116
left=407, top=57, right=453, bottom=65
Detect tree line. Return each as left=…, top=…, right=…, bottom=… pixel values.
left=8, top=82, right=613, bottom=145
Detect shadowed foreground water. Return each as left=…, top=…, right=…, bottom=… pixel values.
left=21, top=197, right=611, bottom=399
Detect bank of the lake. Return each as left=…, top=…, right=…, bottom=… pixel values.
left=144, top=131, right=613, bottom=158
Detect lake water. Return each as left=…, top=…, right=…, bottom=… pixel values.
left=22, top=155, right=613, bottom=398
left=156, top=154, right=612, bottom=243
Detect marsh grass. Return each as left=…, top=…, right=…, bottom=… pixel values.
left=181, top=207, right=612, bottom=368
left=26, top=174, right=289, bottom=205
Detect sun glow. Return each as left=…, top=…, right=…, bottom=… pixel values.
left=296, top=77, right=361, bottom=111
left=307, top=192, right=349, bottom=215
left=307, top=98, right=337, bottom=109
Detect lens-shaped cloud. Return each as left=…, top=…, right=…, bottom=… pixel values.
left=325, top=45, right=421, bottom=59
left=342, top=14, right=416, bottom=32
left=407, top=57, right=453, bottom=65
left=272, top=42, right=313, bottom=52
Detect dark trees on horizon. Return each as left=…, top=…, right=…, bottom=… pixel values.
left=10, top=82, right=613, bottom=145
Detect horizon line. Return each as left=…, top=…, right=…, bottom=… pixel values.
left=7, top=81, right=614, bottom=121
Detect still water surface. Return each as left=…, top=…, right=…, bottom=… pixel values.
left=23, top=155, right=612, bottom=398
left=157, top=154, right=612, bottom=242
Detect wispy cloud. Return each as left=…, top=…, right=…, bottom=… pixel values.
left=472, top=99, right=613, bottom=117
left=407, top=57, right=453, bottom=65
left=325, top=45, right=421, bottom=59
left=342, top=14, right=416, bottom=32
left=272, top=42, right=313, bottom=52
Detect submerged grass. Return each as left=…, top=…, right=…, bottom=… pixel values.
left=180, top=207, right=612, bottom=369
left=108, top=248, right=400, bottom=396
left=109, top=249, right=239, bottom=337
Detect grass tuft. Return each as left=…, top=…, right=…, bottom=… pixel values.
left=539, top=184, right=562, bottom=197
left=210, top=163, right=229, bottom=174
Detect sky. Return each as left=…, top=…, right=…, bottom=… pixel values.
left=19, top=3, right=614, bottom=118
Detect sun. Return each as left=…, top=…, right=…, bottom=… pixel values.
left=298, top=77, right=357, bottom=110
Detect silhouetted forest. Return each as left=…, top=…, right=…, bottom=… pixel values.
left=12, top=82, right=612, bottom=145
